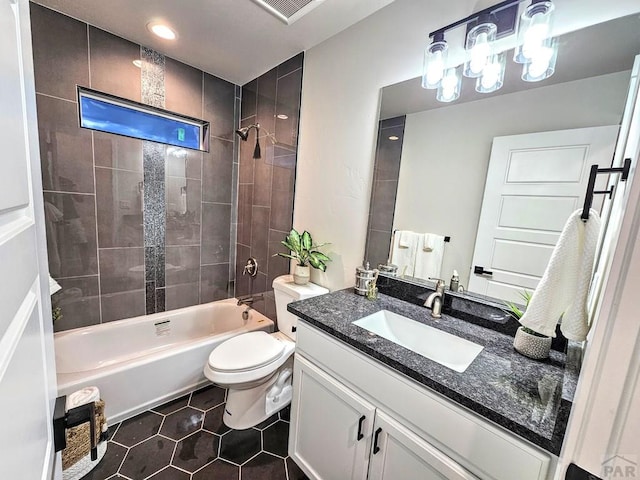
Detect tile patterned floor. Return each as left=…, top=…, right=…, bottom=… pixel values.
left=83, top=385, right=309, bottom=480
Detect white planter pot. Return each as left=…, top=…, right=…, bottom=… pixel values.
left=513, top=326, right=552, bottom=360
left=293, top=265, right=310, bottom=285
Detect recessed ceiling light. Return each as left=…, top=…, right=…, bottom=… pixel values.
left=276, top=114, right=289, bottom=120
left=388, top=135, right=400, bottom=141
left=132, top=59, right=142, bottom=68
left=147, top=21, right=177, bottom=40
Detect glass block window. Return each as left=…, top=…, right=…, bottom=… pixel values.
left=78, top=87, right=209, bottom=151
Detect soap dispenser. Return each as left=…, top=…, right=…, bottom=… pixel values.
left=450, top=270, right=459, bottom=292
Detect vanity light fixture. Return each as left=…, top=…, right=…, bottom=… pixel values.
left=422, top=33, right=448, bottom=89
left=423, top=0, right=558, bottom=103
left=147, top=21, right=177, bottom=40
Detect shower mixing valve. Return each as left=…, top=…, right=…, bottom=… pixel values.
left=243, top=257, right=258, bottom=277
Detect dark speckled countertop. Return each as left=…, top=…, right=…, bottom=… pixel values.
left=288, top=289, right=579, bottom=455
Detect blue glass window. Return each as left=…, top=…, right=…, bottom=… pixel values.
left=78, top=87, right=209, bottom=151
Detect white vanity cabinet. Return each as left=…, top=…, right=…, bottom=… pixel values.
left=289, top=321, right=555, bottom=480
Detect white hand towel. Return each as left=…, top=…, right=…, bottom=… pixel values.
left=66, top=386, right=100, bottom=411
left=390, top=231, right=420, bottom=277
left=520, top=209, right=601, bottom=340
left=414, top=234, right=446, bottom=281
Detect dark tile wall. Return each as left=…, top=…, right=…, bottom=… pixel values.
left=32, top=3, right=240, bottom=330
left=236, top=54, right=304, bottom=320
left=364, top=116, right=406, bottom=268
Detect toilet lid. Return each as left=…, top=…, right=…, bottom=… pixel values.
left=208, top=331, right=285, bottom=372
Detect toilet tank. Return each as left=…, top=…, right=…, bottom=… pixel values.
left=272, top=275, right=328, bottom=341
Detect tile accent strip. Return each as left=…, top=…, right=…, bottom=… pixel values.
left=141, top=47, right=166, bottom=314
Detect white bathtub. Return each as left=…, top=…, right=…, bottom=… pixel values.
left=55, top=299, right=274, bottom=423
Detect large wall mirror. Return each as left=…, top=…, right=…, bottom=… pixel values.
left=364, top=14, right=640, bottom=303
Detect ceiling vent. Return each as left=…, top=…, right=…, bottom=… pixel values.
left=251, top=0, right=325, bottom=25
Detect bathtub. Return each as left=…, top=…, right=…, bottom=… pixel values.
left=55, top=299, right=274, bottom=423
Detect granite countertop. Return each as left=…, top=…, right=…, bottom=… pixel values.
left=288, top=289, right=579, bottom=455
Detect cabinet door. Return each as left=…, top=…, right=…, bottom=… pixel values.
left=289, top=354, right=375, bottom=480
left=368, top=411, right=479, bottom=480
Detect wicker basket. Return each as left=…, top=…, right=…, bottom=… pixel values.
left=62, top=400, right=107, bottom=478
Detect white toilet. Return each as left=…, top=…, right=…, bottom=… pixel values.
left=203, top=275, right=328, bottom=429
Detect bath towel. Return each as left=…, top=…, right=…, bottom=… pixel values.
left=390, top=230, right=420, bottom=277
left=414, top=233, right=446, bottom=281
left=520, top=209, right=601, bottom=340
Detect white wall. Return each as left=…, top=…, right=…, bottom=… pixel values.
left=394, top=71, right=630, bottom=288
left=294, top=0, right=640, bottom=291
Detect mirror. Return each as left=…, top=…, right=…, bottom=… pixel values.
left=364, top=14, right=640, bottom=302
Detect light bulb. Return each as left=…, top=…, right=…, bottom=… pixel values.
left=469, top=32, right=490, bottom=75
left=514, top=1, right=554, bottom=64
left=476, top=53, right=506, bottom=94
left=436, top=67, right=461, bottom=103
left=426, top=51, right=445, bottom=86
left=522, top=37, right=558, bottom=82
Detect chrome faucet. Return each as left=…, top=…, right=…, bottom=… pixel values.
left=237, top=293, right=264, bottom=308
left=424, top=279, right=445, bottom=318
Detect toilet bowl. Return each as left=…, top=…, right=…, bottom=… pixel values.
left=203, top=275, right=328, bottom=429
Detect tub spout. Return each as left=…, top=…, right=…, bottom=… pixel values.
left=237, top=293, right=264, bottom=307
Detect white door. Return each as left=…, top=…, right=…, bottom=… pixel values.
left=289, top=354, right=375, bottom=480
left=468, top=126, right=619, bottom=302
left=367, top=410, right=478, bottom=480
left=0, top=1, right=59, bottom=479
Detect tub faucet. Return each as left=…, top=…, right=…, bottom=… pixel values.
left=424, top=279, right=445, bottom=318
left=237, top=293, right=264, bottom=308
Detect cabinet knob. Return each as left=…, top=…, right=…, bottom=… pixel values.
left=357, top=415, right=366, bottom=441
left=373, top=427, right=383, bottom=454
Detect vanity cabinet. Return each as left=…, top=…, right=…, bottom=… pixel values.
left=291, top=355, right=477, bottom=480
left=289, top=321, right=554, bottom=480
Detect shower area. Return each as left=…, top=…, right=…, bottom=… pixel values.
left=32, top=3, right=303, bottom=333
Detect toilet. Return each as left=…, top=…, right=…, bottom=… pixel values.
left=203, top=275, right=328, bottom=429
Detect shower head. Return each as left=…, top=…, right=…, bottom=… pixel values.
left=235, top=123, right=259, bottom=141
left=235, top=123, right=262, bottom=159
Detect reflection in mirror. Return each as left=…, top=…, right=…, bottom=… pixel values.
left=364, top=15, right=640, bottom=303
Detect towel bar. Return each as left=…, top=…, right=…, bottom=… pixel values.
left=581, top=158, right=631, bottom=221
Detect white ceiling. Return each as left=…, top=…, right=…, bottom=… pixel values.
left=32, top=0, right=395, bottom=85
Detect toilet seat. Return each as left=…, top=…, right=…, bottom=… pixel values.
left=208, top=331, right=285, bottom=372
left=204, top=331, right=295, bottom=386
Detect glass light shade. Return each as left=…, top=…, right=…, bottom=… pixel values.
left=422, top=40, right=449, bottom=89
left=463, top=21, right=497, bottom=78
left=475, top=53, right=506, bottom=93
left=521, top=37, right=558, bottom=81
left=514, top=1, right=555, bottom=64
left=436, top=67, right=462, bottom=103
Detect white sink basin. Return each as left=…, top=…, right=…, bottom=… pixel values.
left=352, top=310, right=483, bottom=373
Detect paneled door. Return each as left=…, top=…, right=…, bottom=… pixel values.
left=0, top=0, right=59, bottom=478
left=367, top=410, right=478, bottom=480
left=289, top=354, right=375, bottom=480
left=468, top=126, right=619, bottom=302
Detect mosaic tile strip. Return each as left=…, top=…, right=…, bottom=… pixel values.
left=141, top=47, right=166, bottom=313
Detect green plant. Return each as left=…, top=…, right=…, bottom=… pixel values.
left=52, top=306, right=62, bottom=323
left=275, top=228, right=331, bottom=272
left=503, top=290, right=547, bottom=337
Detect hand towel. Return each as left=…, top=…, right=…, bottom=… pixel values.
left=66, top=386, right=100, bottom=411
left=414, top=233, right=446, bottom=280
left=390, top=230, right=420, bottom=277
left=520, top=209, right=601, bottom=340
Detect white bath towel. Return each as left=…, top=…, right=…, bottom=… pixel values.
left=390, top=231, right=420, bottom=277
left=520, top=209, right=601, bottom=340
left=414, top=233, right=446, bottom=281
left=66, top=386, right=100, bottom=411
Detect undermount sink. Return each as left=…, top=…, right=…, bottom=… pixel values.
left=352, top=310, right=483, bottom=373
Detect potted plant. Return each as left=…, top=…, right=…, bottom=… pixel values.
left=504, top=290, right=552, bottom=360
left=275, top=229, right=331, bottom=285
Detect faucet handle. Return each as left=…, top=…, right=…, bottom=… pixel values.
left=429, top=278, right=446, bottom=290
